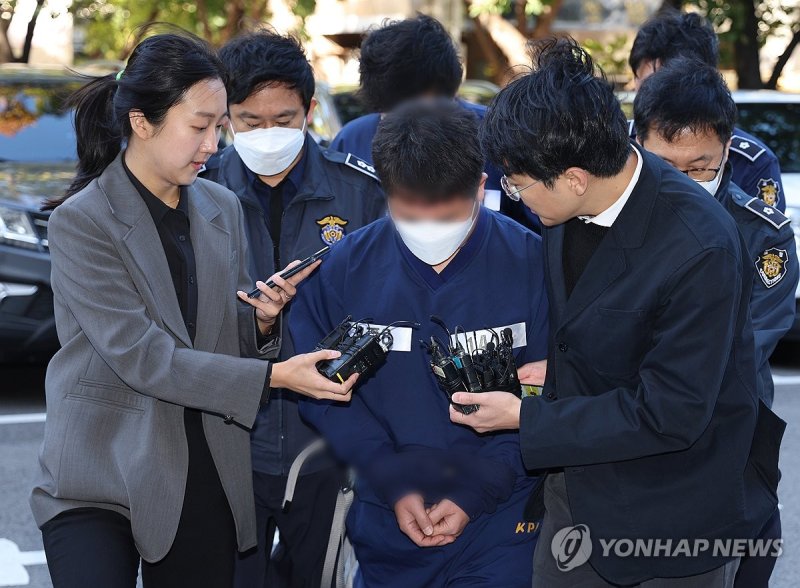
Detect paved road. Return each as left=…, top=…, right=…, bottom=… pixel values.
left=1, top=347, right=799, bottom=587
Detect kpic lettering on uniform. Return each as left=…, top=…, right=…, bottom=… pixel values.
left=515, top=521, right=540, bottom=533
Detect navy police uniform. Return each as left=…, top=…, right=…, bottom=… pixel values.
left=629, top=121, right=786, bottom=212
left=717, top=165, right=797, bottom=407
left=203, top=135, right=385, bottom=587
left=333, top=99, right=542, bottom=231
left=716, top=165, right=797, bottom=588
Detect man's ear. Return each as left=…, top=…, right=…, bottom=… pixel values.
left=475, top=172, right=488, bottom=204
left=564, top=167, right=589, bottom=196
left=306, top=97, right=318, bottom=126
left=129, top=109, right=152, bottom=140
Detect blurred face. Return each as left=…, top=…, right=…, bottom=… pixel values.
left=504, top=172, right=585, bottom=226
left=129, top=77, right=228, bottom=187
left=388, top=174, right=486, bottom=223
left=638, top=127, right=729, bottom=184
left=229, top=83, right=315, bottom=134
left=633, top=59, right=660, bottom=91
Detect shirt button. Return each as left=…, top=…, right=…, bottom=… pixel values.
left=178, top=235, right=186, bottom=242
left=187, top=322, right=195, bottom=330
left=189, top=275, right=194, bottom=284
left=558, top=342, right=569, bottom=352
left=547, top=392, right=557, bottom=400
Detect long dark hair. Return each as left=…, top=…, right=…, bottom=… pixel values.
left=45, top=29, right=226, bottom=209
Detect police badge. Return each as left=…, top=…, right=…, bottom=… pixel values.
left=316, top=215, right=349, bottom=245
left=757, top=178, right=780, bottom=207
left=756, top=248, right=788, bottom=288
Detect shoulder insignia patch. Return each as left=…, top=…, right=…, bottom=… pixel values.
left=743, top=197, right=790, bottom=230
left=316, top=215, right=349, bottom=245
left=756, top=177, right=781, bottom=207
left=344, top=153, right=379, bottom=181
left=756, top=247, right=789, bottom=288
left=729, top=135, right=766, bottom=162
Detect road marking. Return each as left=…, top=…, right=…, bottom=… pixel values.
left=773, top=375, right=800, bottom=386
left=0, top=539, right=46, bottom=586
left=0, top=414, right=46, bottom=425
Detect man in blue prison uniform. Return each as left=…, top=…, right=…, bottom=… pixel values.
left=290, top=100, right=548, bottom=587
left=331, top=14, right=540, bottom=232
left=634, top=58, right=798, bottom=588
left=629, top=11, right=785, bottom=211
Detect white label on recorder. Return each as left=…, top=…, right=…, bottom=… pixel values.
left=357, top=324, right=415, bottom=352
left=449, top=322, right=527, bottom=351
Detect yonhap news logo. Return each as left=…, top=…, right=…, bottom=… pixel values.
left=551, top=524, right=783, bottom=571
left=551, top=524, right=593, bottom=571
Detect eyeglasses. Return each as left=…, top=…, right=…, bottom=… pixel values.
left=500, top=175, right=542, bottom=201
left=677, top=154, right=724, bottom=182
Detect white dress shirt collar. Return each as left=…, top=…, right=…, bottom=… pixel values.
left=578, top=147, right=643, bottom=227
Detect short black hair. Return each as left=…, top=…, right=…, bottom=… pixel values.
left=358, top=14, right=463, bottom=112
left=630, top=11, right=718, bottom=76
left=633, top=57, right=736, bottom=145
left=219, top=29, right=314, bottom=110
left=481, top=37, right=630, bottom=188
left=372, top=98, right=483, bottom=200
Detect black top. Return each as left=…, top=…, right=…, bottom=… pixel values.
left=123, top=160, right=198, bottom=340
left=562, top=217, right=611, bottom=298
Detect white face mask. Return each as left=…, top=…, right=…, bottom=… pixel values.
left=696, top=165, right=723, bottom=196
left=232, top=119, right=306, bottom=176
left=392, top=203, right=478, bottom=266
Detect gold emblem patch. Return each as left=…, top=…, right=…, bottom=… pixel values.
left=756, top=248, right=788, bottom=288
left=757, top=178, right=780, bottom=207
left=316, top=215, right=349, bottom=245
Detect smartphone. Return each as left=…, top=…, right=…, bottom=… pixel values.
left=246, top=246, right=331, bottom=298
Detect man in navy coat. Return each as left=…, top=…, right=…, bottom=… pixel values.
left=452, top=38, right=785, bottom=587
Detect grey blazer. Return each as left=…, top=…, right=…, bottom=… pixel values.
left=30, top=154, right=278, bottom=562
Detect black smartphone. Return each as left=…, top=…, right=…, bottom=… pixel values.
left=246, top=246, right=331, bottom=298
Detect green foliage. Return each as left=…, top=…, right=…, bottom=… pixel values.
left=583, top=34, right=631, bottom=76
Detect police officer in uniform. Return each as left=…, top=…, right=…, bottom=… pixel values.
left=628, top=10, right=786, bottom=211
left=634, top=58, right=798, bottom=588
left=203, top=31, right=385, bottom=588
left=330, top=14, right=540, bottom=231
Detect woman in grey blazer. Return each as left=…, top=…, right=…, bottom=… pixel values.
left=30, top=32, right=357, bottom=588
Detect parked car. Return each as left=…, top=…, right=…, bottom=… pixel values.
left=0, top=66, right=83, bottom=361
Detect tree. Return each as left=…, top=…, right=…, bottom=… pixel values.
left=0, top=0, right=55, bottom=64
left=681, top=0, right=799, bottom=89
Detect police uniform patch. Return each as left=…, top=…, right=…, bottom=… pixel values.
left=743, top=197, right=790, bottom=230
left=756, top=248, right=789, bottom=288
left=757, top=177, right=781, bottom=207
left=344, top=153, right=379, bottom=181
left=316, top=215, right=348, bottom=245
left=729, top=135, right=766, bottom=162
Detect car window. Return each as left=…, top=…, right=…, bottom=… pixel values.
left=0, top=82, right=78, bottom=163
left=735, top=103, right=800, bottom=173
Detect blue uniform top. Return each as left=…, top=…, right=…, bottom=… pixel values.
left=716, top=165, right=798, bottom=406
left=629, top=121, right=786, bottom=211
left=290, top=209, right=549, bottom=519
left=333, top=99, right=541, bottom=231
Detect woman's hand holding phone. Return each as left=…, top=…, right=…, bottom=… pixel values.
left=237, top=259, right=320, bottom=334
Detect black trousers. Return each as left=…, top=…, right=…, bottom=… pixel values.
left=42, top=409, right=236, bottom=588
left=234, top=468, right=344, bottom=588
